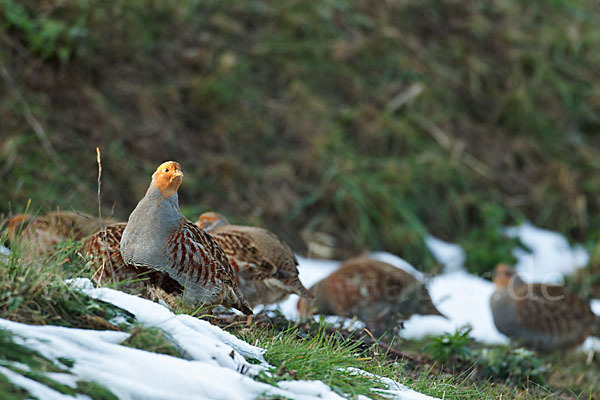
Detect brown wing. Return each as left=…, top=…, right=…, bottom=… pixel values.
left=83, top=223, right=137, bottom=284
left=514, top=284, right=596, bottom=334
left=209, top=229, right=277, bottom=278
left=167, top=221, right=251, bottom=314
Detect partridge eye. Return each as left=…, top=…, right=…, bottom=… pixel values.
left=164, top=168, right=169, bottom=172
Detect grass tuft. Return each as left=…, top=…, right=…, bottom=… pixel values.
left=121, top=327, right=184, bottom=359
left=0, top=227, right=133, bottom=329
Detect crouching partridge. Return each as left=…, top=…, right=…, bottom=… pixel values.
left=120, top=161, right=252, bottom=315
left=83, top=223, right=183, bottom=302
left=297, top=257, right=444, bottom=336
left=5, top=211, right=114, bottom=257
left=197, top=212, right=312, bottom=308
left=490, top=264, right=600, bottom=351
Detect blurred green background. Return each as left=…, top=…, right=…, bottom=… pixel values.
left=2, top=0, right=600, bottom=275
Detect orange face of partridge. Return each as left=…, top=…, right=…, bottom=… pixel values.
left=493, top=264, right=516, bottom=289
left=152, top=161, right=184, bottom=199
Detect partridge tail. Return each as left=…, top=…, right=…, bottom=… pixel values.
left=225, top=285, right=253, bottom=315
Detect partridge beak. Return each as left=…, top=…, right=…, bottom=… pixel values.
left=174, top=171, right=184, bottom=177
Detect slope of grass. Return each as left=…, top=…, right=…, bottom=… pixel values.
left=2, top=0, right=600, bottom=275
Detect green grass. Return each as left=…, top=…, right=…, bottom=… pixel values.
left=399, top=332, right=600, bottom=399
left=231, top=317, right=587, bottom=400
left=121, top=327, right=184, bottom=359
left=237, top=323, right=392, bottom=398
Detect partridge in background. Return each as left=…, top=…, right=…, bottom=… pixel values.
left=297, top=257, right=444, bottom=336
left=198, top=212, right=312, bottom=307
left=490, top=264, right=600, bottom=351
left=83, top=222, right=183, bottom=305
left=120, top=161, right=252, bottom=315
left=4, top=211, right=114, bottom=256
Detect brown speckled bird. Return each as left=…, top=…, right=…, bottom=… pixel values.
left=197, top=212, right=312, bottom=308
left=490, top=264, right=600, bottom=351
left=5, top=211, right=114, bottom=256
left=83, top=222, right=183, bottom=305
left=120, top=161, right=252, bottom=315
left=297, top=257, right=444, bottom=336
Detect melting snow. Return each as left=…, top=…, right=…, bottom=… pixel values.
left=424, top=236, right=465, bottom=274
left=0, top=283, right=438, bottom=400
left=347, top=368, right=438, bottom=400
left=505, top=222, right=589, bottom=283
left=401, top=271, right=508, bottom=345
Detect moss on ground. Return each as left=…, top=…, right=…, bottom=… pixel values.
left=121, top=327, right=184, bottom=359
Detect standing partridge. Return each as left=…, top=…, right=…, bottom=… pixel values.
left=120, top=161, right=252, bottom=315
left=297, top=257, right=444, bottom=336
left=83, top=222, right=183, bottom=305
left=197, top=212, right=312, bottom=307
left=490, top=264, right=600, bottom=351
left=5, top=211, right=114, bottom=256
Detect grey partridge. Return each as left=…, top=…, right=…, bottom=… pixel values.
left=297, top=257, right=444, bottom=336
left=5, top=211, right=114, bottom=257
left=490, top=264, right=600, bottom=351
left=197, top=212, right=312, bottom=307
left=120, top=161, right=252, bottom=315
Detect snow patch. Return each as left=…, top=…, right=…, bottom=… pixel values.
left=0, top=292, right=416, bottom=400
left=347, top=368, right=439, bottom=400
left=505, top=222, right=589, bottom=282
left=401, top=271, right=508, bottom=345
left=425, top=236, right=465, bottom=274
left=72, top=278, right=266, bottom=373
left=0, top=245, right=10, bottom=256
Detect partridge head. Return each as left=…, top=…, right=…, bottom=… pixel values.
left=120, top=162, right=252, bottom=314
left=152, top=161, right=184, bottom=198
